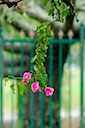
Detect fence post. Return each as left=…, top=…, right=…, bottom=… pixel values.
left=58, top=39, right=63, bottom=128
left=80, top=23, right=84, bottom=128
left=0, top=27, right=3, bottom=128
left=49, top=44, right=53, bottom=128
left=30, top=46, right=34, bottom=128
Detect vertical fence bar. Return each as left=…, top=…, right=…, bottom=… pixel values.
left=49, top=44, right=53, bottom=128
left=0, top=27, right=3, bottom=128
left=84, top=26, right=85, bottom=126
left=40, top=91, right=44, bottom=128
left=58, top=41, right=63, bottom=128
left=68, top=42, right=72, bottom=128
left=19, top=42, right=24, bottom=128
left=80, top=23, right=84, bottom=128
left=83, top=25, right=85, bottom=127
left=10, top=42, right=15, bottom=128
left=30, top=45, right=34, bottom=128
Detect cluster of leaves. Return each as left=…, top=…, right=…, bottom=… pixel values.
left=43, top=0, right=70, bottom=22
left=4, top=77, right=23, bottom=95
left=31, top=22, right=53, bottom=89
left=4, top=76, right=34, bottom=95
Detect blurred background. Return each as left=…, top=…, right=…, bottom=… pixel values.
left=0, top=0, right=85, bottom=128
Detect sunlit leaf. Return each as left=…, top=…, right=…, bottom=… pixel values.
left=10, top=83, right=15, bottom=94
left=18, top=81, right=25, bottom=95
left=4, top=77, right=9, bottom=85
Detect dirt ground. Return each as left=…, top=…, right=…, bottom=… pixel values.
left=3, top=118, right=80, bottom=128
left=62, top=118, right=80, bottom=128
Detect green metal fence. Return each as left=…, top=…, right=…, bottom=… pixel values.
left=0, top=24, right=85, bottom=128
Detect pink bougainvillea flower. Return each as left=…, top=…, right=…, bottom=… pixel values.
left=31, top=82, right=41, bottom=93
left=22, top=72, right=32, bottom=84
left=23, top=79, right=28, bottom=85
left=44, top=87, right=54, bottom=96
left=23, top=72, right=32, bottom=80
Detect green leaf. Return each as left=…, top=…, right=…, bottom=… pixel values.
left=34, top=65, right=38, bottom=72
left=62, top=10, right=67, bottom=17
left=10, top=83, right=15, bottom=94
left=43, top=0, right=49, bottom=6
left=18, top=81, right=25, bottom=95
left=4, top=77, right=9, bottom=82
left=61, top=3, right=65, bottom=10
left=31, top=55, right=37, bottom=62
left=27, top=78, right=34, bottom=91
left=4, top=77, right=9, bottom=85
